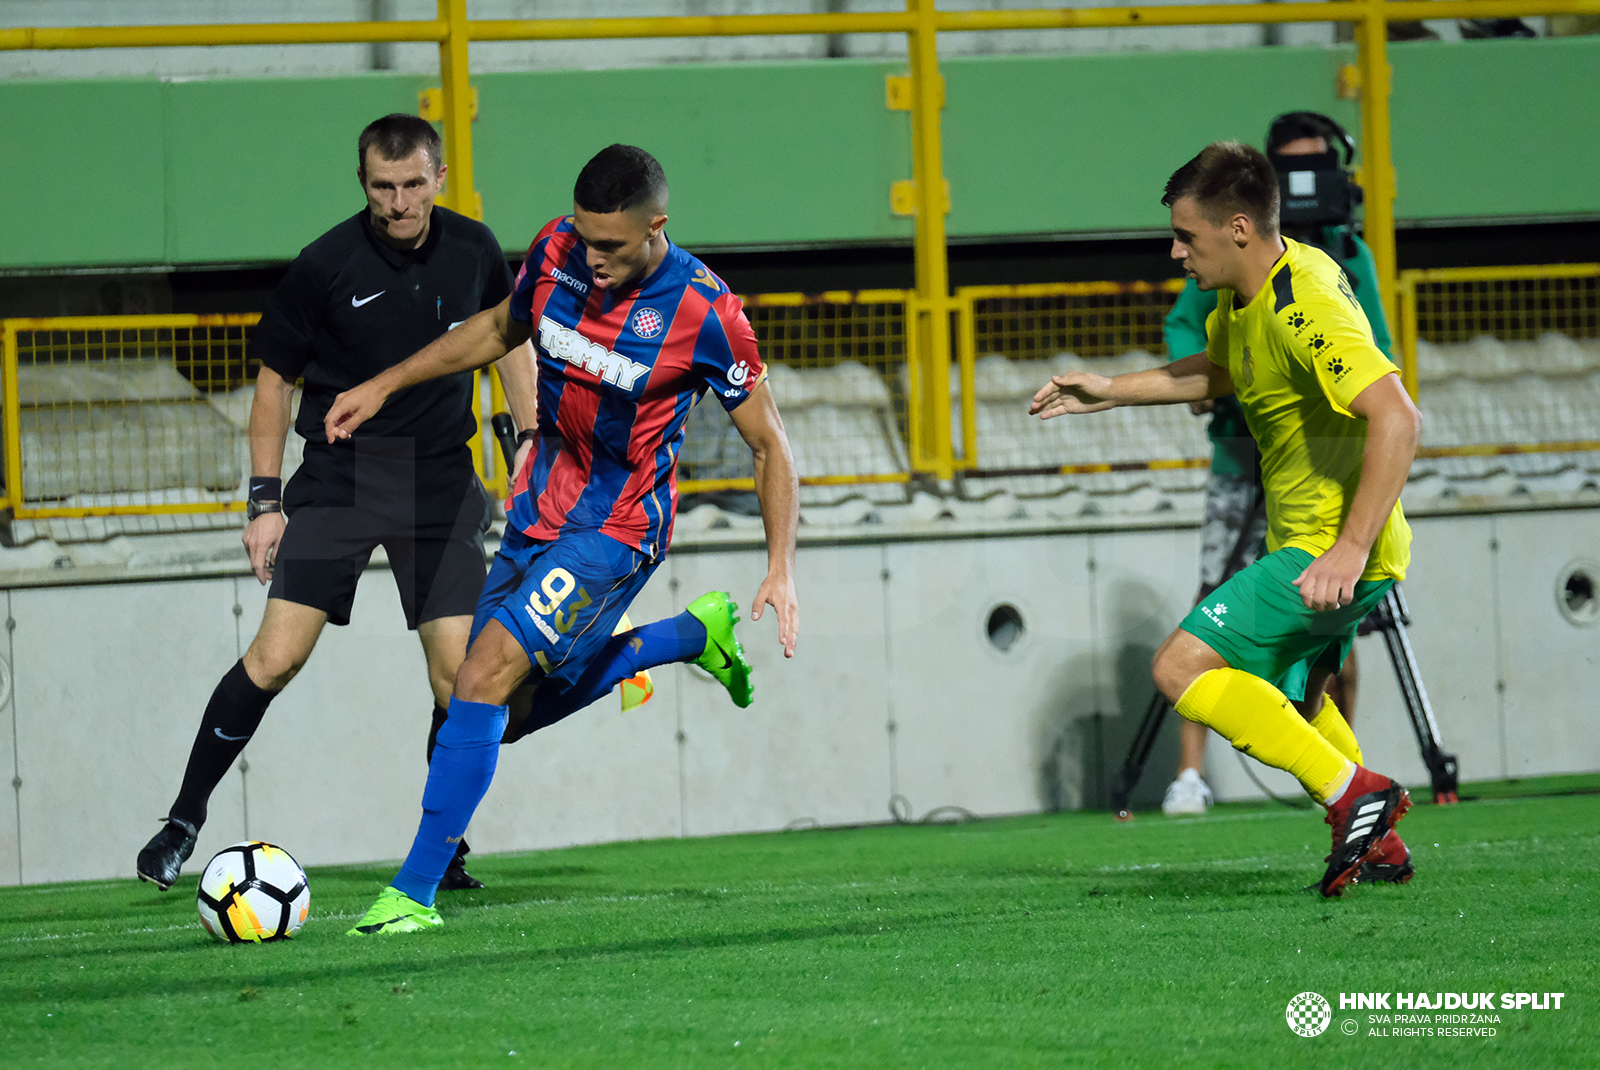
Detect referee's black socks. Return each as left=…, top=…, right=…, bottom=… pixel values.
left=427, top=704, right=448, bottom=764
left=168, top=659, right=279, bottom=829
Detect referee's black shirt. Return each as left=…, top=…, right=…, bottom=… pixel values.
left=254, top=205, right=514, bottom=457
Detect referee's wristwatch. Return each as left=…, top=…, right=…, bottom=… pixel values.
left=247, top=476, right=283, bottom=521
left=246, top=498, right=282, bottom=522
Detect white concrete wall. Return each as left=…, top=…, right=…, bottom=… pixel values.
left=1, top=505, right=1596, bottom=885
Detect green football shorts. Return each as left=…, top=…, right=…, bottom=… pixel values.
left=1178, top=546, right=1394, bottom=701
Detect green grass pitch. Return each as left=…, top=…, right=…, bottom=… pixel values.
left=3, top=781, right=1596, bottom=1069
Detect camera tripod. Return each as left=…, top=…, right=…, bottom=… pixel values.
left=1109, top=583, right=1460, bottom=817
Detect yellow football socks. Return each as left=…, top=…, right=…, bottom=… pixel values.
left=1175, top=668, right=1355, bottom=804
left=1309, top=695, right=1363, bottom=765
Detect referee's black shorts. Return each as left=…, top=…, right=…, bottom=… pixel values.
left=268, top=440, right=490, bottom=629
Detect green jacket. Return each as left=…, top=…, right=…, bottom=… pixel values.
left=1163, top=229, right=1394, bottom=477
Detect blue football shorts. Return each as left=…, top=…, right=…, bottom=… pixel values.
left=470, top=526, right=658, bottom=689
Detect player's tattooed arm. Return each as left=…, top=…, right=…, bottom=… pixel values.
left=730, top=381, right=800, bottom=658
left=324, top=295, right=533, bottom=442
left=243, top=365, right=296, bottom=584
left=1029, top=352, right=1231, bottom=419
left=1292, top=373, right=1421, bottom=611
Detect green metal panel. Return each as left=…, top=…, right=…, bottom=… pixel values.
left=161, top=74, right=431, bottom=264
left=0, top=39, right=1595, bottom=271
left=941, top=47, right=1359, bottom=237
left=0, top=79, right=166, bottom=267
left=474, top=59, right=913, bottom=252
left=1390, top=36, right=1600, bottom=222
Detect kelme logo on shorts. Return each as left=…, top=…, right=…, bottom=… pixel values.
left=538, top=316, right=651, bottom=390
left=1286, top=991, right=1333, bottom=1037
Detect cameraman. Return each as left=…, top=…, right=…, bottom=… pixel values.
left=1159, top=112, right=1395, bottom=816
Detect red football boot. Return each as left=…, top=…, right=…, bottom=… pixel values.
left=1319, top=767, right=1412, bottom=898
left=1351, top=828, right=1414, bottom=886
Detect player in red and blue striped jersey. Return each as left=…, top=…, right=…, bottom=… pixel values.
left=326, top=145, right=800, bottom=933
left=506, top=210, right=766, bottom=559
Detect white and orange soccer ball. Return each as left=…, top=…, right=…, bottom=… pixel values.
left=196, top=841, right=310, bottom=943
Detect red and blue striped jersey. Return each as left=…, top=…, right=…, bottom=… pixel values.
left=506, top=216, right=767, bottom=558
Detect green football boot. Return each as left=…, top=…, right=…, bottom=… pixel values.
left=346, top=886, right=443, bottom=935
left=686, top=590, right=754, bottom=708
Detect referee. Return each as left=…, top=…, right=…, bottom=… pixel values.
left=136, top=114, right=531, bottom=893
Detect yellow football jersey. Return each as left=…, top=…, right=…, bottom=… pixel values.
left=1204, top=238, right=1411, bottom=581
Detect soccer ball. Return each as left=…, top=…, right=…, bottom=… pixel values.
left=196, top=841, right=310, bottom=943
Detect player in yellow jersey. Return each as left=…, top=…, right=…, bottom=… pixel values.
left=1031, top=142, right=1423, bottom=897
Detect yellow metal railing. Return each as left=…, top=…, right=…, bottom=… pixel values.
left=681, top=290, right=915, bottom=495
left=0, top=315, right=257, bottom=518
left=5, top=266, right=1598, bottom=517
left=955, top=280, right=1189, bottom=472
left=0, top=314, right=513, bottom=518
left=950, top=268, right=1600, bottom=483
left=0, top=298, right=919, bottom=515
left=1397, top=263, right=1600, bottom=460
left=1398, top=263, right=1600, bottom=391
left=7, top=0, right=1600, bottom=487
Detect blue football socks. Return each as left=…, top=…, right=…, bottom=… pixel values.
left=608, top=610, right=708, bottom=683
left=511, top=611, right=708, bottom=739
left=392, top=696, right=508, bottom=907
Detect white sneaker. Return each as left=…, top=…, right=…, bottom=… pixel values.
left=1162, top=768, right=1214, bottom=816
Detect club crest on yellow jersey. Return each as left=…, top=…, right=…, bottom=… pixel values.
left=1238, top=344, right=1256, bottom=388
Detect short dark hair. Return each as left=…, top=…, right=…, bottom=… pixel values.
left=358, top=114, right=443, bottom=172
left=573, top=144, right=668, bottom=215
left=1264, top=111, right=1354, bottom=162
left=1161, top=141, right=1280, bottom=235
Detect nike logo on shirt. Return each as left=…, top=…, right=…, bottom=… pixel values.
left=351, top=291, right=386, bottom=307
left=213, top=727, right=251, bottom=742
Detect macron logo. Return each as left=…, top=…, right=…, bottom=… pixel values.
left=538, top=316, right=651, bottom=391
left=522, top=602, right=561, bottom=645
left=552, top=268, right=590, bottom=295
